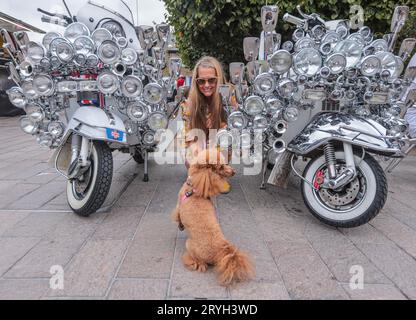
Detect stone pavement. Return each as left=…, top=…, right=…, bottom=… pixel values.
left=0, top=116, right=416, bottom=300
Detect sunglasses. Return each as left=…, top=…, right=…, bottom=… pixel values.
left=196, top=77, right=217, bottom=86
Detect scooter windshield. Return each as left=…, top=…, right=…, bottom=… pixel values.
left=85, top=0, right=135, bottom=24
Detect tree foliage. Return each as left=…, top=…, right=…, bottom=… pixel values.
left=164, top=0, right=415, bottom=72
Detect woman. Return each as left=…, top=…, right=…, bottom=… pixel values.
left=181, top=56, right=229, bottom=168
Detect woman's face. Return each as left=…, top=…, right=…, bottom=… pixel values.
left=196, top=67, right=217, bottom=98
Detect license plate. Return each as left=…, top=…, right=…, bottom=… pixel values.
left=106, top=128, right=124, bottom=142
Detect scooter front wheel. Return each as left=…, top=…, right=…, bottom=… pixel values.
left=301, top=151, right=387, bottom=228
left=67, top=141, right=113, bottom=217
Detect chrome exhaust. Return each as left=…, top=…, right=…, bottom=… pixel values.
left=111, top=62, right=127, bottom=76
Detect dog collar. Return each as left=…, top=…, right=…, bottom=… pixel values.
left=181, top=189, right=195, bottom=202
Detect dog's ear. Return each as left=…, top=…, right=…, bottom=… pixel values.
left=191, top=169, right=213, bottom=199
left=218, top=164, right=236, bottom=178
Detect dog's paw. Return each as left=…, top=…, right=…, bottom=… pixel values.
left=182, top=253, right=207, bottom=272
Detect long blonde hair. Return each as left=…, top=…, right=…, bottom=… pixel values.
left=188, top=56, right=227, bottom=134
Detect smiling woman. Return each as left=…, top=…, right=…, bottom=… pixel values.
left=181, top=56, right=229, bottom=168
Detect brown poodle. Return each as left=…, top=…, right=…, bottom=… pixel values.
left=171, top=149, right=254, bottom=286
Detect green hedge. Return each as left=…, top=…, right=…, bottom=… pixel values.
left=164, top=0, right=415, bottom=71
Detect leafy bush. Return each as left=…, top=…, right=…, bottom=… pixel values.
left=164, top=0, right=415, bottom=72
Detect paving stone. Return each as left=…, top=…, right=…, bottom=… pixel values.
left=342, top=283, right=407, bottom=300
left=218, top=190, right=284, bottom=284
left=46, top=239, right=129, bottom=297
left=230, top=281, right=290, bottom=300
left=2, top=162, right=50, bottom=181
left=0, top=183, right=41, bottom=209
left=0, top=211, right=31, bottom=236
left=0, top=237, right=41, bottom=276
left=355, top=243, right=416, bottom=293
left=117, top=179, right=159, bottom=207
left=107, top=279, right=169, bottom=300
left=370, top=215, right=416, bottom=258
left=92, top=206, right=146, bottom=240
left=2, top=211, right=67, bottom=238
left=8, top=182, right=66, bottom=210
left=267, top=240, right=349, bottom=299
left=340, top=224, right=391, bottom=245
left=4, top=235, right=89, bottom=279
left=0, top=279, right=49, bottom=300
left=305, top=220, right=391, bottom=284
left=117, top=212, right=176, bottom=279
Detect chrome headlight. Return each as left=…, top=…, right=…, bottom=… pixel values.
left=19, top=60, right=33, bottom=77
left=142, top=130, right=156, bottom=146
left=97, top=72, right=119, bottom=95
left=277, top=78, right=296, bottom=98
left=73, top=36, right=95, bottom=55
left=293, top=48, right=322, bottom=77
left=376, top=52, right=399, bottom=79
left=25, top=103, right=45, bottom=122
left=33, top=75, right=54, bottom=96
left=47, top=121, right=65, bottom=138
left=50, top=56, right=61, bottom=69
left=127, top=102, right=149, bottom=123
left=143, top=83, right=164, bottom=104
left=268, top=50, right=292, bottom=74
left=360, top=55, right=381, bottom=76
left=19, top=116, right=38, bottom=135
left=64, top=22, right=90, bottom=42
left=50, top=38, right=75, bottom=63
left=26, top=42, right=45, bottom=64
left=86, top=55, right=99, bottom=68
left=121, top=48, right=138, bottom=66
left=116, top=37, right=128, bottom=48
left=265, top=97, right=283, bottom=114
left=359, top=26, right=372, bottom=42
left=39, top=57, right=51, bottom=70
left=91, top=28, right=112, bottom=47
left=7, top=87, right=27, bottom=108
left=74, top=53, right=87, bottom=66
left=97, top=40, right=121, bottom=64
left=294, top=37, right=315, bottom=52
left=325, top=53, right=346, bottom=74
left=322, top=31, right=340, bottom=44
left=21, top=81, right=39, bottom=100
left=148, top=112, right=168, bottom=131
left=253, top=73, right=276, bottom=96
left=79, top=81, right=98, bottom=92
left=42, top=32, right=61, bottom=51
left=244, top=96, right=265, bottom=116
left=253, top=115, right=268, bottom=130
left=283, top=106, right=299, bottom=122
left=371, top=39, right=388, bottom=53
left=347, top=33, right=366, bottom=46
left=281, top=41, right=294, bottom=52
left=57, top=81, right=78, bottom=93
left=228, top=111, right=247, bottom=130
left=121, top=75, right=143, bottom=98
left=334, top=39, right=363, bottom=68
left=37, top=133, right=53, bottom=148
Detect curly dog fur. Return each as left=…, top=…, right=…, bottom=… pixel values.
left=171, top=149, right=254, bottom=286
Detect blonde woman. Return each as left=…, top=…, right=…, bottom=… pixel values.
left=181, top=56, right=232, bottom=168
